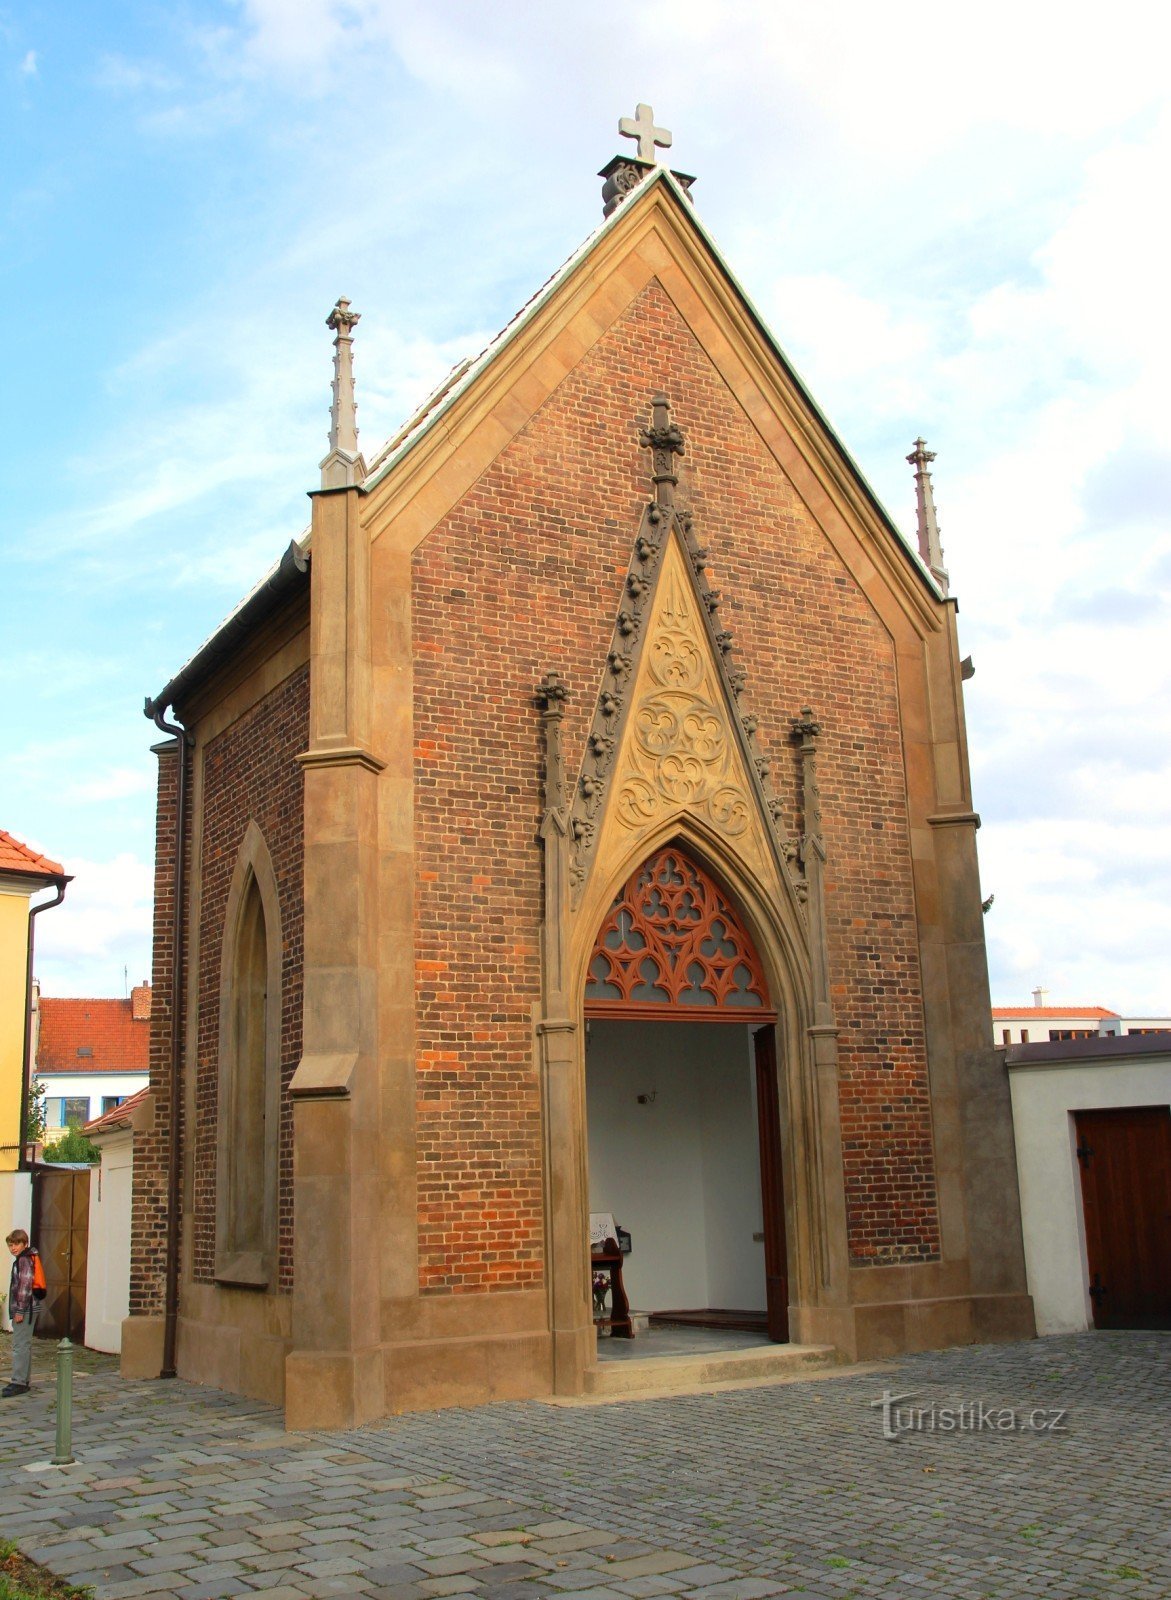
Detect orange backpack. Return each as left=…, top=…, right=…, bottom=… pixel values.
left=30, top=1251, right=47, bottom=1301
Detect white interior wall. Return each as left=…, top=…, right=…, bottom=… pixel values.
left=1007, top=1056, right=1171, bottom=1334
left=586, top=1020, right=765, bottom=1312
left=84, top=1127, right=134, bottom=1353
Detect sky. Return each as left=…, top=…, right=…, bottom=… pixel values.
left=2, top=0, right=1169, bottom=1012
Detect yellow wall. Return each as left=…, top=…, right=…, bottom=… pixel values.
left=0, top=883, right=34, bottom=1174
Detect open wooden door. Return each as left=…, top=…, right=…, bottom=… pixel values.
left=753, top=1026, right=789, bottom=1342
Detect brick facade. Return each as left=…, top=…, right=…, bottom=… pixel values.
left=192, top=665, right=308, bottom=1291
left=129, top=740, right=184, bottom=1318
left=413, top=279, right=939, bottom=1283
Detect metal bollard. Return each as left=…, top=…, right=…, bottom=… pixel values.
left=52, top=1337, right=74, bottom=1466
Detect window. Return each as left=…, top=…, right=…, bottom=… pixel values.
left=1002, top=1029, right=1011, bottom=1045
left=46, top=1096, right=90, bottom=1129
left=1021, top=1030, right=1029, bottom=1043
left=101, top=1096, right=124, bottom=1114
left=1049, top=1029, right=1094, bottom=1041
left=215, top=821, right=282, bottom=1289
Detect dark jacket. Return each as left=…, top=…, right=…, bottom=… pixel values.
left=9, top=1248, right=42, bottom=1315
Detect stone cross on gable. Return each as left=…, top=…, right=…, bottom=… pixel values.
left=619, top=103, right=672, bottom=163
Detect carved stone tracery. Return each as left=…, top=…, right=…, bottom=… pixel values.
left=585, top=846, right=773, bottom=1019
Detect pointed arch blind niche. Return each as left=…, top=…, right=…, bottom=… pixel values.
left=584, top=845, right=775, bottom=1021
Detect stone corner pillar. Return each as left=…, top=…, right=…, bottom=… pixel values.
left=287, top=480, right=386, bottom=1430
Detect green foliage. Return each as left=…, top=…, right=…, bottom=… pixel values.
left=40, top=1123, right=100, bottom=1165
left=25, top=1081, right=46, bottom=1143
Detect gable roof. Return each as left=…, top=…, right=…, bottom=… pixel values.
left=0, top=828, right=65, bottom=881
left=362, top=168, right=931, bottom=592
left=83, top=1085, right=150, bottom=1137
left=992, top=1006, right=1119, bottom=1020
left=147, top=164, right=941, bottom=716
left=37, top=996, right=151, bottom=1076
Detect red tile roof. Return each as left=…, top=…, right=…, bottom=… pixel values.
left=83, top=1086, right=150, bottom=1136
left=0, top=828, right=64, bottom=879
left=37, top=993, right=151, bottom=1076
left=992, top=1006, right=1119, bottom=1019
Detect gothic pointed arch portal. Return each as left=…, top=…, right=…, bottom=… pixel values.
left=583, top=842, right=789, bottom=1341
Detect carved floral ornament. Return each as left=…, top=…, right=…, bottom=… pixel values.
left=547, top=396, right=818, bottom=937
left=615, top=560, right=752, bottom=840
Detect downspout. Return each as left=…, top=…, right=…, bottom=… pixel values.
left=19, top=877, right=70, bottom=1169
left=145, top=702, right=192, bottom=1381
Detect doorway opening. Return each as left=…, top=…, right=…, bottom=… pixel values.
left=583, top=844, right=789, bottom=1353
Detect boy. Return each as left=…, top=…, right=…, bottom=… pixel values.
left=5, top=1229, right=46, bottom=1397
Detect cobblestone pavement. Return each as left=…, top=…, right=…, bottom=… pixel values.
left=0, top=1332, right=1168, bottom=1600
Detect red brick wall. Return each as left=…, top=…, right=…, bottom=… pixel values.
left=413, top=279, right=940, bottom=1284
left=129, top=739, right=185, bottom=1317
left=192, top=665, right=308, bottom=1290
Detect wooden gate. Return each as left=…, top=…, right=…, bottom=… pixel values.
left=1075, top=1106, right=1171, bottom=1330
left=30, top=1166, right=90, bottom=1342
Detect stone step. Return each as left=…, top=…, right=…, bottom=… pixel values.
left=582, top=1341, right=838, bottom=1399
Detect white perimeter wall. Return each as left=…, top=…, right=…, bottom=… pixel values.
left=587, top=1019, right=764, bottom=1313
left=85, top=1127, right=134, bottom=1352
left=0, top=1169, right=31, bottom=1331
left=1008, top=1056, right=1171, bottom=1335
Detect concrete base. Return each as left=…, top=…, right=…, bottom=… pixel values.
left=384, top=1330, right=553, bottom=1414
left=584, top=1340, right=836, bottom=1398
left=795, top=1292, right=1036, bottom=1361
left=286, top=1346, right=384, bottom=1431
left=120, top=1315, right=165, bottom=1378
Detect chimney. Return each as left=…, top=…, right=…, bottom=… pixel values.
left=131, top=981, right=152, bottom=1021
left=1031, top=986, right=1048, bottom=1009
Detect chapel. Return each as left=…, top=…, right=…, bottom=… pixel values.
left=127, top=110, right=1035, bottom=1429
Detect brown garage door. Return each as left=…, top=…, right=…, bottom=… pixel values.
left=1075, top=1106, right=1171, bottom=1330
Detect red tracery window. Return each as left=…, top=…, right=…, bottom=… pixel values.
left=585, top=846, right=774, bottom=1021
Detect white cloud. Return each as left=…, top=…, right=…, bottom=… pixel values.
left=93, top=52, right=177, bottom=92
left=19, top=48, right=36, bottom=75
left=71, top=767, right=156, bottom=804
left=31, top=854, right=154, bottom=999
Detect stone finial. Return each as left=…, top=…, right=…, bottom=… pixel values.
left=320, top=298, right=367, bottom=490
left=535, top=672, right=570, bottom=818
left=639, top=393, right=685, bottom=508
left=600, top=104, right=695, bottom=219
left=907, top=438, right=948, bottom=595
left=619, top=104, right=672, bottom=163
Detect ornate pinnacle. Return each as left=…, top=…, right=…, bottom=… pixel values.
left=320, top=297, right=366, bottom=490
left=907, top=438, right=949, bottom=595
left=790, top=707, right=821, bottom=746
left=639, top=394, right=685, bottom=507
left=535, top=673, right=569, bottom=821
left=535, top=671, right=569, bottom=719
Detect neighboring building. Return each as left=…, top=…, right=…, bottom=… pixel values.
left=83, top=1087, right=150, bottom=1354
left=0, top=828, right=68, bottom=1263
left=1006, top=1034, right=1171, bottom=1335
left=994, top=988, right=1171, bottom=1045
left=36, top=985, right=152, bottom=1135
left=127, top=119, right=1033, bottom=1429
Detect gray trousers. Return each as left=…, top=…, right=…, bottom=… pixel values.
left=11, top=1304, right=37, bottom=1386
